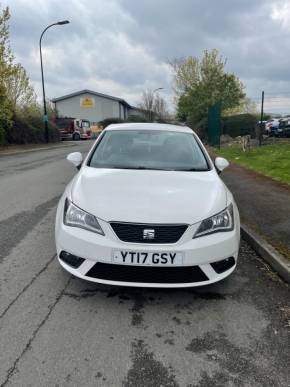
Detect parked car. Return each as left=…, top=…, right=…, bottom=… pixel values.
left=265, top=119, right=283, bottom=136
left=55, top=123, right=240, bottom=288
left=282, top=125, right=290, bottom=138
left=278, top=118, right=290, bottom=137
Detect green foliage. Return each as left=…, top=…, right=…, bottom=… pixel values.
left=171, top=50, right=245, bottom=122
left=98, top=115, right=150, bottom=128
left=7, top=110, right=60, bottom=144
left=5, top=63, right=36, bottom=111
left=0, top=4, right=50, bottom=145
left=223, top=97, right=258, bottom=116
left=222, top=114, right=257, bottom=137
left=186, top=113, right=258, bottom=142
left=215, top=142, right=290, bottom=185
left=0, top=5, right=14, bottom=144
left=0, top=85, right=12, bottom=144
left=127, top=114, right=149, bottom=123
left=0, top=5, right=13, bottom=73
left=98, top=117, right=125, bottom=128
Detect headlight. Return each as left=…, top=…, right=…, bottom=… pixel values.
left=194, top=204, right=234, bottom=238
left=64, top=199, right=104, bottom=235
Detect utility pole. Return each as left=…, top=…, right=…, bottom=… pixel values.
left=39, top=20, right=69, bottom=143
left=259, top=90, right=264, bottom=146
left=150, top=88, right=163, bottom=122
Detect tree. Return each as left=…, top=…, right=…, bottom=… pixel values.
left=0, top=5, right=14, bottom=143
left=5, top=63, right=36, bottom=111
left=138, top=90, right=155, bottom=121
left=0, top=4, right=40, bottom=144
left=170, top=56, right=199, bottom=96
left=153, top=93, right=169, bottom=122
left=223, top=97, right=258, bottom=116
left=138, top=89, right=169, bottom=121
left=170, top=49, right=246, bottom=122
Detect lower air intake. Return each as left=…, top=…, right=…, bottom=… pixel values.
left=211, top=257, right=235, bottom=274
left=59, top=251, right=85, bottom=268
left=86, top=263, right=208, bottom=284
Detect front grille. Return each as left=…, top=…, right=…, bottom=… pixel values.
left=110, top=222, right=188, bottom=244
left=86, top=263, right=208, bottom=284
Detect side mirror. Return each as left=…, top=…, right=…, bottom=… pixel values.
left=215, top=157, right=229, bottom=173
left=67, top=152, right=83, bottom=169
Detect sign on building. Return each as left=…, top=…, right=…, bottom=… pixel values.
left=80, top=96, right=95, bottom=108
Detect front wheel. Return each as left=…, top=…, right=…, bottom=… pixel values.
left=72, top=133, right=81, bottom=141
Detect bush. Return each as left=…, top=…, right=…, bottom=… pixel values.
left=0, top=93, right=13, bottom=145
left=185, top=113, right=257, bottom=143
left=221, top=113, right=257, bottom=138
left=98, top=117, right=125, bottom=128
left=98, top=115, right=149, bottom=128
left=127, top=114, right=149, bottom=123
left=5, top=113, right=60, bottom=144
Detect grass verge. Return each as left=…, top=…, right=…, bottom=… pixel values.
left=214, top=142, right=290, bottom=185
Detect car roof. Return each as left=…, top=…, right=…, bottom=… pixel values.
left=104, top=122, right=193, bottom=134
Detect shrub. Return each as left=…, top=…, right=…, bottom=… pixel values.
left=184, top=113, right=257, bottom=143
left=221, top=113, right=257, bottom=138
left=126, top=114, right=149, bottom=123
left=5, top=113, right=60, bottom=144
left=98, top=115, right=150, bottom=128
left=0, top=91, right=13, bottom=145
left=98, top=117, right=124, bottom=128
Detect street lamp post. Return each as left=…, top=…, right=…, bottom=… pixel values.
left=150, top=87, right=163, bottom=121
left=39, top=20, right=69, bottom=143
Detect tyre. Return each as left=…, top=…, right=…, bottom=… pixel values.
left=72, top=133, right=81, bottom=141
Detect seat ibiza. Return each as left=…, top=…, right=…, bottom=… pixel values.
left=55, top=123, right=240, bottom=287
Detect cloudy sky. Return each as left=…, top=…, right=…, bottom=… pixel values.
left=5, top=0, right=290, bottom=113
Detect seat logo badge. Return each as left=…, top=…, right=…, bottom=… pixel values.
left=143, top=229, right=155, bottom=239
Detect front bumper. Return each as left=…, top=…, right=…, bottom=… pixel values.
left=55, top=199, right=240, bottom=288
left=80, top=133, right=91, bottom=139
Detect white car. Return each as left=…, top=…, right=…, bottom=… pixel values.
left=55, top=123, right=240, bottom=288
left=265, top=118, right=282, bottom=135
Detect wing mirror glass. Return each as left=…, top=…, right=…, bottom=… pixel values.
left=67, top=152, right=83, bottom=169
left=215, top=157, right=229, bottom=173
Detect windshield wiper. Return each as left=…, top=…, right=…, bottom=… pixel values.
left=179, top=168, right=209, bottom=171
left=111, top=166, right=164, bottom=170
left=94, top=165, right=208, bottom=172
left=131, top=166, right=163, bottom=170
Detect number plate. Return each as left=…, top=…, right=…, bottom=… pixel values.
left=112, top=250, right=183, bottom=266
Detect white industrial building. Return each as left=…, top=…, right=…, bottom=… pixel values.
left=51, top=89, right=143, bottom=124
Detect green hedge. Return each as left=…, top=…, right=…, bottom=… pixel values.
left=98, top=115, right=149, bottom=128
left=98, top=117, right=124, bottom=128
left=4, top=113, right=60, bottom=144
left=185, top=113, right=258, bottom=143
left=221, top=113, right=257, bottom=137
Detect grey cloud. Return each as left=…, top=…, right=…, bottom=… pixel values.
left=4, top=0, right=290, bottom=112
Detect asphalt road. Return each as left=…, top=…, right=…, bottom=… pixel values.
left=0, top=141, right=289, bottom=387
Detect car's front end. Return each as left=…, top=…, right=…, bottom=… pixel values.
left=55, top=193, right=239, bottom=288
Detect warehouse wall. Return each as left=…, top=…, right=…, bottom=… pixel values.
left=54, top=92, right=122, bottom=123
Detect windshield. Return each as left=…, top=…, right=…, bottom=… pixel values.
left=88, top=130, right=209, bottom=171
left=82, top=121, right=90, bottom=128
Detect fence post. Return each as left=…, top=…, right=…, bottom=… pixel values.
left=259, top=91, right=264, bottom=146
left=208, top=102, right=221, bottom=147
